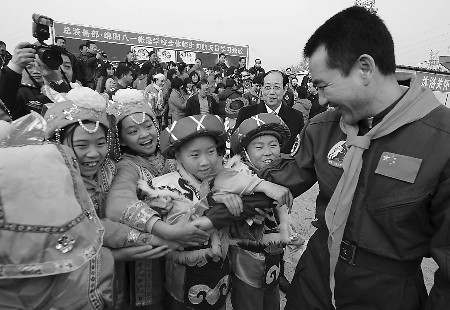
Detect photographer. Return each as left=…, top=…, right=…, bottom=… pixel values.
left=0, top=42, right=72, bottom=120
left=82, top=40, right=106, bottom=89
left=0, top=41, right=12, bottom=70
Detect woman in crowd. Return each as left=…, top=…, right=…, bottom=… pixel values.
left=96, top=62, right=115, bottom=94
left=106, top=89, right=209, bottom=309
left=181, top=77, right=195, bottom=98
left=188, top=70, right=200, bottom=95
left=167, top=76, right=187, bottom=123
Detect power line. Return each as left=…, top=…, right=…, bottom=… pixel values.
left=395, top=23, right=450, bottom=44
left=396, top=31, right=450, bottom=53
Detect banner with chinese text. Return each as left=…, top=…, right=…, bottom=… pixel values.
left=417, top=71, right=450, bottom=106
left=54, top=22, right=248, bottom=57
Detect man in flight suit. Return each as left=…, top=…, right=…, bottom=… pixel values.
left=260, top=6, right=450, bottom=310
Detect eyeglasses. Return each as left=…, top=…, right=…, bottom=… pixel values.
left=263, top=85, right=283, bottom=92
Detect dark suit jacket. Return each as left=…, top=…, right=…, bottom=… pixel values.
left=185, top=94, right=219, bottom=116
left=234, top=101, right=304, bottom=154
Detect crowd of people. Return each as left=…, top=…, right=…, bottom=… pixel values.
left=1, top=5, right=449, bottom=310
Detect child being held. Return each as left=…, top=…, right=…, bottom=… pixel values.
left=138, top=114, right=291, bottom=309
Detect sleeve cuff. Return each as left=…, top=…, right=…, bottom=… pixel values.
left=119, top=200, right=160, bottom=232
left=7, top=61, right=23, bottom=74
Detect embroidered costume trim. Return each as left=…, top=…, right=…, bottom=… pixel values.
left=0, top=229, right=103, bottom=278
left=88, top=253, right=105, bottom=310
left=188, top=275, right=230, bottom=306
left=120, top=200, right=158, bottom=231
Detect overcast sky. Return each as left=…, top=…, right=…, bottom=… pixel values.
left=1, top=0, right=449, bottom=69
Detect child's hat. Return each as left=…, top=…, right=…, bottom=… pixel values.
left=230, top=112, right=291, bottom=154
left=107, top=89, right=156, bottom=124
left=44, top=86, right=110, bottom=140
left=160, top=114, right=227, bottom=159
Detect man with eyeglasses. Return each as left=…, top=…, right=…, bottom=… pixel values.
left=235, top=70, right=304, bottom=155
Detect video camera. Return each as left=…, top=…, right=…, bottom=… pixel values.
left=28, top=13, right=63, bottom=70
left=98, top=50, right=107, bottom=58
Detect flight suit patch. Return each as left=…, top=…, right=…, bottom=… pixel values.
left=327, top=141, right=348, bottom=168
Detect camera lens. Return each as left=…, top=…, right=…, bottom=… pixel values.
left=38, top=48, right=63, bottom=70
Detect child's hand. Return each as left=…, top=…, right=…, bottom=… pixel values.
left=212, top=193, right=243, bottom=217
left=191, top=216, right=214, bottom=232
left=256, top=181, right=293, bottom=209
left=168, top=211, right=210, bottom=246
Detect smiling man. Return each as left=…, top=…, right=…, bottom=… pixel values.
left=260, top=6, right=450, bottom=310
left=234, top=70, right=304, bottom=155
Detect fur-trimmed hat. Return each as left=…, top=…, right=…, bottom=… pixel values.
left=107, top=89, right=156, bottom=124
left=230, top=112, right=291, bottom=154
left=44, top=87, right=109, bottom=140
left=160, top=114, right=227, bottom=159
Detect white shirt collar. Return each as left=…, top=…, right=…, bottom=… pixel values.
left=265, top=103, right=281, bottom=115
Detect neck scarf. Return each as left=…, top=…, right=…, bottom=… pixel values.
left=324, top=79, right=441, bottom=306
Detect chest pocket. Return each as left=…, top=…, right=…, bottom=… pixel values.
left=367, top=182, right=437, bottom=253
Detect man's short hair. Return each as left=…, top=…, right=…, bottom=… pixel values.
left=225, top=78, right=236, bottom=88
left=213, top=65, right=222, bottom=73
left=177, top=62, right=187, bottom=73
left=263, top=70, right=289, bottom=88
left=197, top=79, right=209, bottom=89
left=219, top=53, right=226, bottom=58
left=85, top=41, right=95, bottom=48
left=255, top=58, right=261, bottom=64
left=116, top=65, right=132, bottom=79
left=195, top=58, right=202, bottom=64
left=167, top=68, right=178, bottom=82
left=52, top=46, right=73, bottom=64
left=239, top=57, right=246, bottom=62
left=55, top=36, right=66, bottom=43
left=248, top=68, right=257, bottom=75
left=0, top=41, right=5, bottom=46
left=252, top=74, right=264, bottom=85
left=304, top=6, right=395, bottom=76
left=78, top=43, right=85, bottom=51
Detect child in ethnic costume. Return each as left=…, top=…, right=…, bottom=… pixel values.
left=228, top=113, right=304, bottom=310
left=0, top=112, right=112, bottom=309
left=106, top=89, right=207, bottom=309
left=139, top=114, right=292, bottom=310
left=44, top=87, right=171, bottom=309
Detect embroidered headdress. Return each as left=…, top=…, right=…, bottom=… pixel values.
left=106, top=89, right=156, bottom=124
left=160, top=114, right=227, bottom=159
left=44, top=87, right=110, bottom=140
